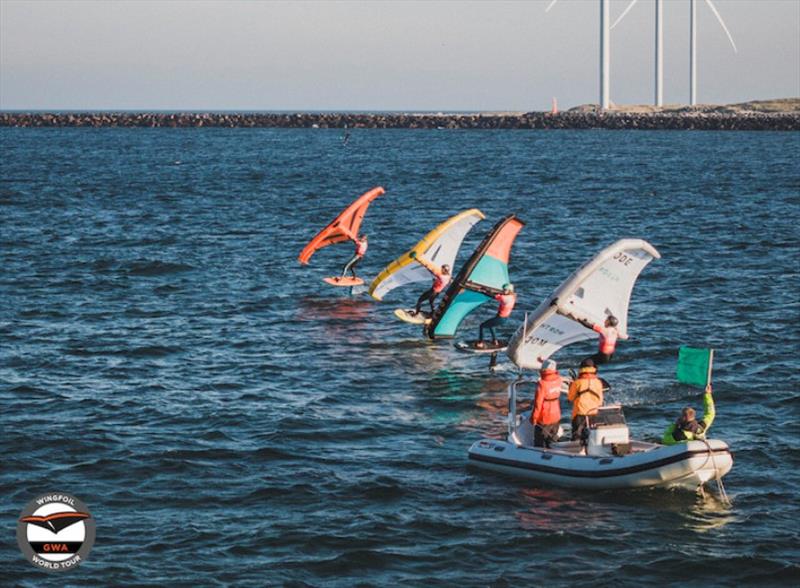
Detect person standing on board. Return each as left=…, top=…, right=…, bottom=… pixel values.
left=531, top=359, right=563, bottom=448
left=475, top=283, right=516, bottom=348
left=567, top=358, right=604, bottom=442
left=341, top=234, right=368, bottom=280
left=662, top=385, right=715, bottom=445
left=409, top=251, right=450, bottom=316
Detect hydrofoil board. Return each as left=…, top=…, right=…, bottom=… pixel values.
left=455, top=340, right=508, bottom=354
left=394, top=308, right=431, bottom=325
left=323, top=276, right=364, bottom=287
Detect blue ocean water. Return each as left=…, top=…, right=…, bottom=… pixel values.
left=1, top=127, right=799, bottom=586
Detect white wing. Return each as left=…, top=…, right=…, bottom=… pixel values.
left=507, top=239, right=661, bottom=370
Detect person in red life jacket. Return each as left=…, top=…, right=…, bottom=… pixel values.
left=591, top=315, right=619, bottom=364
left=341, top=234, right=368, bottom=279
left=475, top=283, right=516, bottom=349
left=571, top=314, right=620, bottom=365
left=531, top=359, right=563, bottom=448
left=409, top=251, right=450, bottom=316
left=567, top=358, right=604, bottom=443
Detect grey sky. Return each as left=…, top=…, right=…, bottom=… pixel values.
left=1, top=0, right=798, bottom=110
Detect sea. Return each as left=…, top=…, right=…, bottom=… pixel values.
left=1, top=127, right=798, bottom=586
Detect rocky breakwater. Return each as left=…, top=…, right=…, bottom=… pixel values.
left=1, top=110, right=798, bottom=130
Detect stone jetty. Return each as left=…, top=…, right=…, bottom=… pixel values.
left=2, top=108, right=798, bottom=131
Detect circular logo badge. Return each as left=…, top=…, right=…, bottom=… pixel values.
left=17, top=492, right=95, bottom=572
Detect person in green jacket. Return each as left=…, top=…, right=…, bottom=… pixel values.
left=662, top=385, right=715, bottom=445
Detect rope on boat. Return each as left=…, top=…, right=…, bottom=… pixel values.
left=702, top=439, right=731, bottom=505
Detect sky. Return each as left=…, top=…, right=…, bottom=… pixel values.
left=1, top=0, right=798, bottom=111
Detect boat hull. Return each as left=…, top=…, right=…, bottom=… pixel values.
left=468, top=438, right=733, bottom=490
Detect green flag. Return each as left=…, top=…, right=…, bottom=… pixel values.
left=676, top=346, right=713, bottom=388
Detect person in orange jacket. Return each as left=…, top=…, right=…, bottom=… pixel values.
left=567, top=358, right=604, bottom=442
left=531, top=359, right=563, bottom=448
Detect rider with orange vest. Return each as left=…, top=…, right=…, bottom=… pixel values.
left=341, top=234, right=368, bottom=279
left=568, top=313, right=620, bottom=365
left=409, top=251, right=451, bottom=315
left=531, top=359, right=563, bottom=448
left=590, top=315, right=619, bottom=364
left=567, top=358, right=604, bottom=442
left=476, top=283, right=516, bottom=348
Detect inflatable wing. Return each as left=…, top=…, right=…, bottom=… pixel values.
left=298, top=186, right=385, bottom=264
left=506, top=239, right=660, bottom=370
left=425, top=214, right=525, bottom=339
left=368, top=209, right=485, bottom=301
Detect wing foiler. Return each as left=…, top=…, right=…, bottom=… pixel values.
left=506, top=239, right=660, bottom=370
left=297, top=187, right=385, bottom=265
left=368, top=209, right=485, bottom=301
left=425, top=214, right=525, bottom=339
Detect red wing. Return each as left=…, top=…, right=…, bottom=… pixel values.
left=298, top=187, right=385, bottom=264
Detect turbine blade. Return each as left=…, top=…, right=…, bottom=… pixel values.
left=705, top=0, right=738, bottom=53
left=545, top=0, right=558, bottom=13
left=611, top=0, right=639, bottom=30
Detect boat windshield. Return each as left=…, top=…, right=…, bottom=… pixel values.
left=588, top=406, right=627, bottom=427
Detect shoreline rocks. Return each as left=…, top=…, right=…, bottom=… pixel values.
left=0, top=111, right=798, bottom=131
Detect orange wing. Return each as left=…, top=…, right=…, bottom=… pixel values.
left=298, top=187, right=385, bottom=265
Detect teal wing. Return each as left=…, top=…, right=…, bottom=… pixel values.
left=426, top=215, right=524, bottom=339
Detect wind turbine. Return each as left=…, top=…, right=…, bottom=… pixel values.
left=546, top=0, right=611, bottom=111
left=612, top=0, right=737, bottom=106
left=611, top=0, right=663, bottom=106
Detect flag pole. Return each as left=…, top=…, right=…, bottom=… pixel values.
left=706, top=348, right=715, bottom=388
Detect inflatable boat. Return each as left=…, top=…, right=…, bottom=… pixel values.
left=468, top=380, right=733, bottom=491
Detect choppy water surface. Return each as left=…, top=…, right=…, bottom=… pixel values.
left=1, top=128, right=799, bottom=586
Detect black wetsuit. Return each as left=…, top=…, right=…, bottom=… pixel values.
left=341, top=254, right=362, bottom=278
left=414, top=287, right=437, bottom=314
left=590, top=351, right=613, bottom=365
left=479, top=316, right=506, bottom=342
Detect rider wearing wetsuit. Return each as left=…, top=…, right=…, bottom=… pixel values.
left=589, top=315, right=619, bottom=364
left=565, top=313, right=620, bottom=365
left=341, top=234, right=368, bottom=279
left=475, top=283, right=516, bottom=348
left=409, top=251, right=450, bottom=315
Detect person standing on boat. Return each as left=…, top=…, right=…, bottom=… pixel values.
left=341, top=234, right=368, bottom=279
left=662, top=385, right=715, bottom=445
left=531, top=359, right=563, bottom=448
left=409, top=251, right=450, bottom=316
left=567, top=358, right=604, bottom=442
left=475, top=283, right=516, bottom=349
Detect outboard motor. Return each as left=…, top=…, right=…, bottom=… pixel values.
left=586, top=406, right=631, bottom=456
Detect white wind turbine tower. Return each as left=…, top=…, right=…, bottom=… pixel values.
left=612, top=0, right=737, bottom=107
left=546, top=0, right=611, bottom=110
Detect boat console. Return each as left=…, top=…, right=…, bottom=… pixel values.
left=586, top=406, right=631, bottom=456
